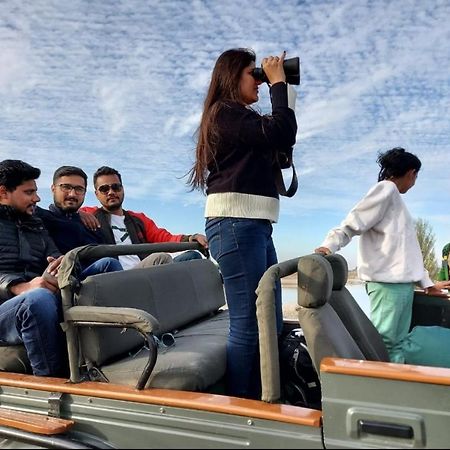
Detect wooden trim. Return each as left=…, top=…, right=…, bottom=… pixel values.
left=321, top=357, right=450, bottom=386
left=0, top=373, right=321, bottom=428
left=0, top=408, right=74, bottom=435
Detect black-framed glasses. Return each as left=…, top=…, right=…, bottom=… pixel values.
left=57, top=183, right=86, bottom=195
left=97, top=183, right=123, bottom=194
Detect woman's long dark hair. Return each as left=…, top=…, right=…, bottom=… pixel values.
left=377, top=147, right=421, bottom=181
left=188, top=48, right=256, bottom=191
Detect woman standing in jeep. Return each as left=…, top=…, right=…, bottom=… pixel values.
left=188, top=48, right=297, bottom=399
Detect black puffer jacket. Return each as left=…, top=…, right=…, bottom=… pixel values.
left=0, top=205, right=61, bottom=304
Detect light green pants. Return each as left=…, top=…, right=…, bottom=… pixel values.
left=366, top=282, right=414, bottom=363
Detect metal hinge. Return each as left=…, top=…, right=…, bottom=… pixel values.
left=48, top=392, right=64, bottom=418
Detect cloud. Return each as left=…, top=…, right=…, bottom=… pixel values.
left=1, top=0, right=450, bottom=262
left=93, top=80, right=131, bottom=135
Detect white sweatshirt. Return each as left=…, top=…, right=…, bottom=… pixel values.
left=320, top=180, right=433, bottom=288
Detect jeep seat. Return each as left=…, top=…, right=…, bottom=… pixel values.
left=60, top=244, right=229, bottom=392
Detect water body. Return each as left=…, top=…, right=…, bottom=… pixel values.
left=282, top=283, right=370, bottom=317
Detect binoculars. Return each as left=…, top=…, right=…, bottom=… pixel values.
left=252, top=57, right=300, bottom=85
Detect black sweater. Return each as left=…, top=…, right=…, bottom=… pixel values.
left=206, top=82, right=297, bottom=199
left=0, top=205, right=61, bottom=303
left=36, top=205, right=105, bottom=254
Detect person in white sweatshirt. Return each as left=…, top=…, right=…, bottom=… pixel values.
left=315, top=147, right=450, bottom=363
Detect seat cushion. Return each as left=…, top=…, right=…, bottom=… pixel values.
left=100, top=310, right=229, bottom=391
left=328, top=289, right=390, bottom=362
left=75, top=259, right=226, bottom=366
left=298, top=305, right=364, bottom=374
left=297, top=255, right=333, bottom=308
left=325, top=254, right=390, bottom=362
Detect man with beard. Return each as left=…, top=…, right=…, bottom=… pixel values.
left=0, top=159, right=65, bottom=376
left=36, top=166, right=123, bottom=277
left=81, top=166, right=208, bottom=270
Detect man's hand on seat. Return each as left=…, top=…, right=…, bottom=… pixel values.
left=189, top=233, right=209, bottom=258
left=189, top=233, right=208, bottom=248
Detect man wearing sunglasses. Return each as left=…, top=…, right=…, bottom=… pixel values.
left=35, top=166, right=123, bottom=276
left=80, top=166, right=208, bottom=270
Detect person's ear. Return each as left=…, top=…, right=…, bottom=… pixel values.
left=0, top=185, right=8, bottom=200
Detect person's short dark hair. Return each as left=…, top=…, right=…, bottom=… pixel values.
left=53, top=166, right=88, bottom=186
left=442, top=243, right=450, bottom=258
left=93, top=166, right=122, bottom=187
left=377, top=147, right=422, bottom=182
left=0, top=159, right=41, bottom=191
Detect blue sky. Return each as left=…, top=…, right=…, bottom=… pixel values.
left=1, top=0, right=450, bottom=268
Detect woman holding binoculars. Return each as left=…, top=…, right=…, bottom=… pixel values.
left=188, top=48, right=297, bottom=399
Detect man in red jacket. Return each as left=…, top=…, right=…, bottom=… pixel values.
left=81, top=166, right=208, bottom=270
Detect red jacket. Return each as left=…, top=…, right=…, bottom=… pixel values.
left=80, top=207, right=186, bottom=245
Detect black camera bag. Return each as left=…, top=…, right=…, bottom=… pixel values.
left=279, top=328, right=321, bottom=409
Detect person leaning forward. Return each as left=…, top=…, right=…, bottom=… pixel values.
left=315, top=148, right=450, bottom=364
left=0, top=159, right=66, bottom=376
left=80, top=166, right=208, bottom=270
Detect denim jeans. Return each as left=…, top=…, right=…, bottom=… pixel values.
left=205, top=217, right=282, bottom=399
left=173, top=250, right=203, bottom=263
left=80, top=257, right=123, bottom=279
left=0, top=257, right=122, bottom=377
left=0, top=288, right=64, bottom=376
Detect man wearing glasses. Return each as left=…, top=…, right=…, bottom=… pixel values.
left=36, top=166, right=123, bottom=276
left=80, top=166, right=208, bottom=270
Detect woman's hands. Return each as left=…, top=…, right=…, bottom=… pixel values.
left=315, top=246, right=332, bottom=255
left=425, top=280, right=450, bottom=295
left=261, top=51, right=286, bottom=85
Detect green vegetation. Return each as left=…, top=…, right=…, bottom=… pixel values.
left=415, top=218, right=439, bottom=280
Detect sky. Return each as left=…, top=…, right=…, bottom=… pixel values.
left=1, top=0, right=450, bottom=269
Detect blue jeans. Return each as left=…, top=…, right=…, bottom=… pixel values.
left=205, top=217, right=282, bottom=399
left=0, top=288, right=64, bottom=376
left=173, top=250, right=203, bottom=263
left=0, top=257, right=122, bottom=377
left=80, top=257, right=123, bottom=279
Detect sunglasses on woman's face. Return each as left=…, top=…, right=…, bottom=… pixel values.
left=97, top=183, right=123, bottom=194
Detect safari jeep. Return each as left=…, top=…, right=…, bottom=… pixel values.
left=0, top=243, right=449, bottom=449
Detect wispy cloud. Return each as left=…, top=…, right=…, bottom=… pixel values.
left=1, top=0, right=450, bottom=261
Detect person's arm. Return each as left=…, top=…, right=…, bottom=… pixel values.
left=9, top=276, right=59, bottom=296
left=234, top=85, right=297, bottom=153
left=0, top=273, right=27, bottom=301
left=43, top=228, right=62, bottom=260
left=132, top=211, right=183, bottom=243
left=180, top=233, right=208, bottom=248
left=189, top=233, right=208, bottom=249
left=318, top=182, right=394, bottom=253
left=79, top=210, right=101, bottom=231
left=424, top=280, right=450, bottom=295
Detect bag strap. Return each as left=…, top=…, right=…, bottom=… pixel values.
left=274, top=163, right=298, bottom=197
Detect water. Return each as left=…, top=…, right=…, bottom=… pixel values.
left=282, top=283, right=370, bottom=318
